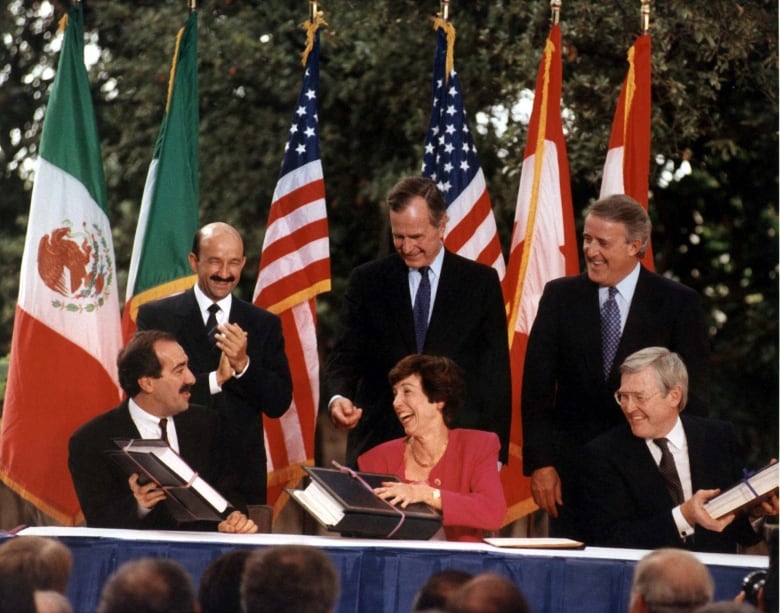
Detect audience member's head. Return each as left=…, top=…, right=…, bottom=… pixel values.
left=694, top=603, right=758, bottom=613
left=0, top=536, right=72, bottom=594
left=241, top=545, right=339, bottom=613
left=198, top=549, right=250, bottom=613
left=446, top=572, right=530, bottom=613
left=413, top=569, right=473, bottom=611
left=0, top=572, right=35, bottom=613
left=630, top=548, right=714, bottom=613
left=34, top=590, right=73, bottom=613
left=96, top=558, right=197, bottom=613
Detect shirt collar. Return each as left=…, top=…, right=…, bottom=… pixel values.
left=128, top=398, right=166, bottom=437
left=614, top=262, right=641, bottom=301
left=410, top=244, right=445, bottom=277
left=193, top=283, right=232, bottom=320
left=651, top=415, right=687, bottom=451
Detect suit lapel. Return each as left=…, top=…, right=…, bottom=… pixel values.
left=577, top=275, right=605, bottom=382
left=621, top=430, right=675, bottom=508
left=178, top=290, right=220, bottom=365
left=387, top=255, right=417, bottom=352
left=425, top=251, right=455, bottom=349
left=616, top=267, right=654, bottom=364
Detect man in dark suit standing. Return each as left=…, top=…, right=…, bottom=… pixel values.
left=585, top=347, right=777, bottom=552
left=68, top=330, right=257, bottom=532
left=136, top=222, right=292, bottom=505
left=326, top=176, right=511, bottom=466
left=522, top=194, right=711, bottom=539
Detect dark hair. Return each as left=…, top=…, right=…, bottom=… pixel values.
left=386, top=176, right=447, bottom=227
left=97, top=558, right=196, bottom=613
left=198, top=549, right=250, bottom=613
left=241, top=545, right=339, bottom=613
left=583, top=194, right=652, bottom=257
left=0, top=536, right=72, bottom=594
left=413, top=569, right=473, bottom=611
left=447, top=573, right=531, bottom=613
left=388, top=354, right=466, bottom=426
left=117, top=330, right=177, bottom=398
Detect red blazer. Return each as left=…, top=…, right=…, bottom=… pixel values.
left=358, top=429, right=506, bottom=542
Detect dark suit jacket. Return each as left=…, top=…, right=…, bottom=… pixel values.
left=521, top=267, right=709, bottom=538
left=137, top=289, right=292, bottom=503
left=522, top=267, right=709, bottom=472
left=584, top=414, right=759, bottom=553
left=68, top=401, right=243, bottom=530
left=326, top=250, right=511, bottom=465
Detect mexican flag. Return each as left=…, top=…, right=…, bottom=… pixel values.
left=122, top=11, right=199, bottom=339
left=0, top=4, right=122, bottom=525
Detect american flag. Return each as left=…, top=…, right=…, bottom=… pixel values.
left=253, top=26, right=330, bottom=507
left=421, top=24, right=505, bottom=277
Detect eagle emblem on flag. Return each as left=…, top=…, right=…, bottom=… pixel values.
left=37, top=222, right=114, bottom=311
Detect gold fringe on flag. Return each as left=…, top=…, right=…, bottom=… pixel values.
left=301, top=14, right=328, bottom=67
left=431, top=17, right=456, bottom=84
left=165, top=26, right=186, bottom=113
left=58, top=13, right=69, bottom=33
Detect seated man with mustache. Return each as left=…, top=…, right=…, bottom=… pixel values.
left=68, top=330, right=256, bottom=532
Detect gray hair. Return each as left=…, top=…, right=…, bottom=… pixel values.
left=583, top=194, right=652, bottom=258
left=620, top=347, right=689, bottom=411
left=630, top=549, right=714, bottom=613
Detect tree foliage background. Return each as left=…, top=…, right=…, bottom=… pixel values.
left=1, top=0, right=777, bottom=462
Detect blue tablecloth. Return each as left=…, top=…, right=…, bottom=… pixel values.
left=10, top=527, right=767, bottom=613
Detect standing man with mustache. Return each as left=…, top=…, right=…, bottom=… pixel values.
left=521, top=194, right=710, bottom=541
left=68, top=330, right=257, bottom=532
left=136, top=222, right=292, bottom=505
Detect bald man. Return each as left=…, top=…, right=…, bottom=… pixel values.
left=137, top=222, right=292, bottom=504
left=629, top=548, right=714, bottom=613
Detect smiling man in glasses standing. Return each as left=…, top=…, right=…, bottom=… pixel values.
left=584, top=347, right=777, bottom=552
left=521, top=194, right=711, bottom=540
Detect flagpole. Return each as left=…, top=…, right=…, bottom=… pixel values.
left=189, top=0, right=197, bottom=13
left=551, top=0, right=561, bottom=25
left=641, top=0, right=651, bottom=33
left=309, top=0, right=320, bottom=23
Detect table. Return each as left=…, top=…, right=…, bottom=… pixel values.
left=12, top=527, right=767, bottom=613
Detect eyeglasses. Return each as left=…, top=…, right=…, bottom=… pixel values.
left=613, top=390, right=662, bottom=407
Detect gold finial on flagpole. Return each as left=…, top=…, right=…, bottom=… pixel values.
left=439, top=0, right=450, bottom=22
left=310, top=0, right=321, bottom=23
left=641, top=0, right=651, bottom=33
left=189, top=0, right=197, bottom=12
left=551, top=0, right=561, bottom=26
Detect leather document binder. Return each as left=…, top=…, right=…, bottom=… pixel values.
left=287, top=465, right=442, bottom=539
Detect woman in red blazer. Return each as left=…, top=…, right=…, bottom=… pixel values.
left=358, top=354, right=506, bottom=541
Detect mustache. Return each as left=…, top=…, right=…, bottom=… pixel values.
left=179, top=384, right=193, bottom=395
left=210, top=274, right=235, bottom=284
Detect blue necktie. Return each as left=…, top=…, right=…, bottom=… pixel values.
left=413, top=267, right=431, bottom=353
left=601, top=286, right=620, bottom=379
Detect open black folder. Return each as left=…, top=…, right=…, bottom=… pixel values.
left=286, top=465, right=442, bottom=539
left=107, top=438, right=230, bottom=524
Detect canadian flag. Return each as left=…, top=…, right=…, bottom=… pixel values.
left=600, top=33, right=653, bottom=269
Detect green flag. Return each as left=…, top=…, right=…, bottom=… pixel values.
left=122, top=11, right=199, bottom=338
